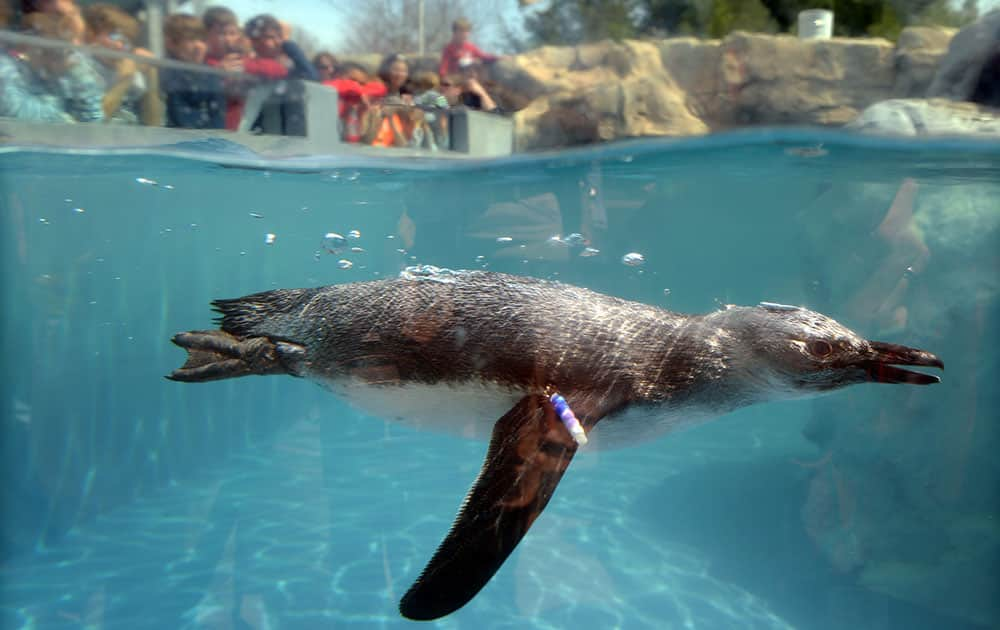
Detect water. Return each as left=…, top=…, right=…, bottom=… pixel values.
left=1, top=130, right=997, bottom=629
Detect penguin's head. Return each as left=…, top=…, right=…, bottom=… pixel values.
left=725, top=302, right=943, bottom=395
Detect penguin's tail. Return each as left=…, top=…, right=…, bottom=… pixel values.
left=167, top=330, right=306, bottom=383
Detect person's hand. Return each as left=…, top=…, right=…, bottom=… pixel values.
left=220, top=53, right=244, bottom=72
left=280, top=21, right=293, bottom=42
left=464, top=77, right=486, bottom=96
left=133, top=47, right=154, bottom=58
left=116, top=57, right=137, bottom=79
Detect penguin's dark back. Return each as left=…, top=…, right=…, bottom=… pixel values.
left=212, top=271, right=688, bottom=396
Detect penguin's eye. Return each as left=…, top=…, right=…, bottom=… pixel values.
left=807, top=340, right=834, bottom=358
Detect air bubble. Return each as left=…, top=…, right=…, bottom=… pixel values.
left=348, top=229, right=361, bottom=239
left=265, top=233, right=276, bottom=245
left=663, top=288, right=671, bottom=296
left=622, top=252, right=645, bottom=267
left=496, top=236, right=513, bottom=243
left=249, top=212, right=264, bottom=219
left=580, top=247, right=600, bottom=257
left=73, top=207, right=85, bottom=213
left=400, top=265, right=462, bottom=282
left=135, top=177, right=157, bottom=186
left=564, top=233, right=586, bottom=247
left=350, top=246, right=365, bottom=253
left=784, top=145, right=827, bottom=158
left=337, top=259, right=353, bottom=269
left=323, top=232, right=347, bottom=253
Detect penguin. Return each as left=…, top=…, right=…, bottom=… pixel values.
left=168, top=269, right=942, bottom=620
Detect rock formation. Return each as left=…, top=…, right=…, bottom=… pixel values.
left=340, top=11, right=1000, bottom=147
left=490, top=26, right=960, bottom=148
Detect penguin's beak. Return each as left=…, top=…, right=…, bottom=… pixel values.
left=863, top=341, right=944, bottom=385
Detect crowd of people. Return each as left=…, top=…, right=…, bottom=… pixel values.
left=0, top=0, right=505, bottom=149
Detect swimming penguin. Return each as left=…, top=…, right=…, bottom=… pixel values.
left=168, top=269, right=943, bottom=620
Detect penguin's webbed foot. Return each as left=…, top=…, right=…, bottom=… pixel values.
left=167, top=330, right=303, bottom=382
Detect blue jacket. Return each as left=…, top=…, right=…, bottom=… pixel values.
left=160, top=65, right=225, bottom=129
left=281, top=41, right=318, bottom=81
left=0, top=50, right=104, bottom=122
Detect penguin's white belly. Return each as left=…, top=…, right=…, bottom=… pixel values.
left=328, top=379, right=524, bottom=441
left=323, top=378, right=715, bottom=449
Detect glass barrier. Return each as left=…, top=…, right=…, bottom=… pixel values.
left=0, top=29, right=504, bottom=153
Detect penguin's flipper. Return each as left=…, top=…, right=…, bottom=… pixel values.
left=399, top=394, right=601, bottom=620
left=167, top=330, right=305, bottom=382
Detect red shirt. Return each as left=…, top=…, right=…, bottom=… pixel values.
left=205, top=55, right=289, bottom=130
left=438, top=41, right=498, bottom=77
left=322, top=78, right=387, bottom=117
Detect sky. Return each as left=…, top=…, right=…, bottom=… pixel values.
left=184, top=0, right=1000, bottom=55
left=180, top=0, right=522, bottom=53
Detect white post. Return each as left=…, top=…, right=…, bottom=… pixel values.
left=145, top=0, right=164, bottom=58
left=417, top=0, right=425, bottom=56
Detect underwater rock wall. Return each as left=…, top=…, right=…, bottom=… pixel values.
left=796, top=178, right=1000, bottom=628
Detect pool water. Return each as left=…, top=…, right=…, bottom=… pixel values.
left=1, top=131, right=997, bottom=629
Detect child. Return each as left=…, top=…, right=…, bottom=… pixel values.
left=239, top=14, right=318, bottom=135
left=0, top=11, right=103, bottom=122
left=456, top=61, right=499, bottom=113
left=313, top=51, right=337, bottom=82
left=411, top=71, right=448, bottom=149
left=411, top=71, right=448, bottom=109
left=321, top=62, right=387, bottom=142
left=82, top=3, right=161, bottom=124
left=202, top=7, right=286, bottom=130
left=160, top=13, right=224, bottom=129
left=202, top=5, right=243, bottom=67
left=242, top=14, right=317, bottom=81
left=20, top=0, right=86, bottom=44
left=438, top=17, right=499, bottom=78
